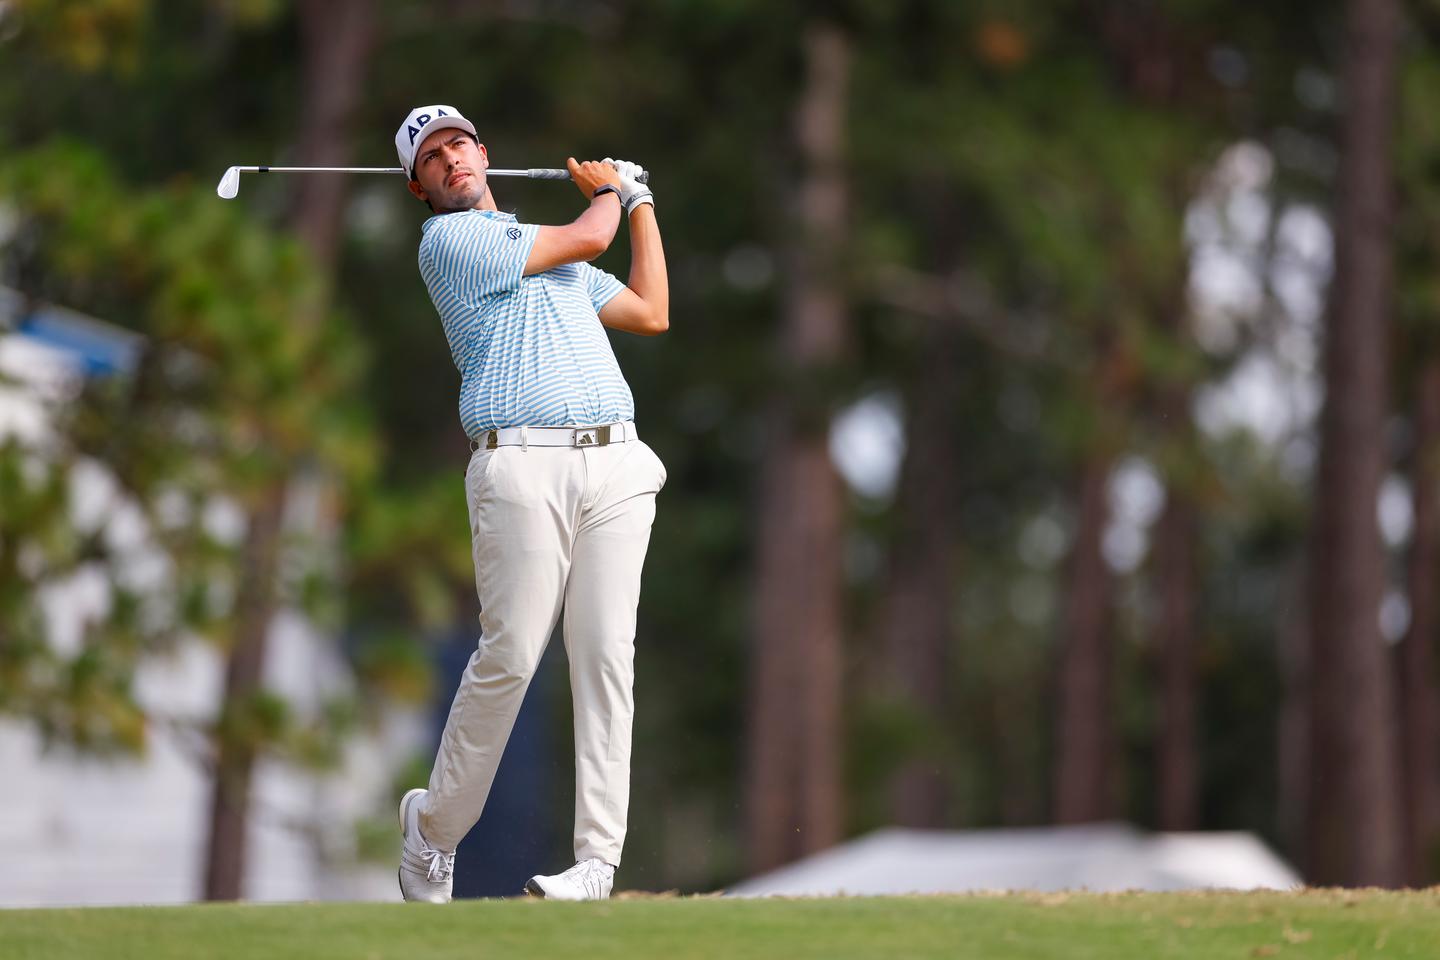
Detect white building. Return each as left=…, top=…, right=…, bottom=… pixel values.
left=727, top=823, right=1301, bottom=897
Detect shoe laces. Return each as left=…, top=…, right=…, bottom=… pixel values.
left=564, top=858, right=612, bottom=884
left=421, top=846, right=455, bottom=883
left=558, top=857, right=610, bottom=898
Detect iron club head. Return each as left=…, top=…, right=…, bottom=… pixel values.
left=216, top=166, right=241, bottom=200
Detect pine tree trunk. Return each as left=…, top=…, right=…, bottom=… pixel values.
left=879, top=322, right=961, bottom=828
left=1093, top=12, right=1204, bottom=837
left=1153, top=474, right=1199, bottom=831
left=202, top=0, right=376, bottom=900
left=1053, top=450, right=1116, bottom=824
left=1053, top=329, right=1138, bottom=826
left=203, top=480, right=287, bottom=900
left=1401, top=355, right=1440, bottom=884
left=291, top=0, right=379, bottom=274
left=1151, top=279, right=1200, bottom=834
left=746, top=20, right=849, bottom=872
left=1306, top=0, right=1403, bottom=888
left=1276, top=565, right=1312, bottom=867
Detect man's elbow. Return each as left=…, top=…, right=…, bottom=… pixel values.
left=641, top=305, right=668, bottom=335
left=583, top=222, right=621, bottom=261
left=580, top=232, right=610, bottom=262
left=561, top=225, right=610, bottom=263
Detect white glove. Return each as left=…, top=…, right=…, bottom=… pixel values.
left=604, top=158, right=654, bottom=214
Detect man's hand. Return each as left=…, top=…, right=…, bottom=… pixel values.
left=567, top=157, right=623, bottom=201
left=604, top=158, right=654, bottom=214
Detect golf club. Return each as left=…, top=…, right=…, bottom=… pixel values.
left=216, top=165, right=648, bottom=199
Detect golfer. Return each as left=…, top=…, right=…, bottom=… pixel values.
left=392, top=105, right=668, bottom=902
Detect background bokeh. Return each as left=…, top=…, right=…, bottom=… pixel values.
left=2, top=0, right=1438, bottom=900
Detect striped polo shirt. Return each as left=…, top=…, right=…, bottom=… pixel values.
left=417, top=208, right=633, bottom=438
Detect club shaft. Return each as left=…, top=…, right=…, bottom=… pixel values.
left=234, top=166, right=645, bottom=182
left=236, top=166, right=404, bottom=174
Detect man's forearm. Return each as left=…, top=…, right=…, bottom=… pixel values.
left=523, top=194, right=621, bottom=275
left=578, top=193, right=623, bottom=256
left=625, top=205, right=668, bottom=322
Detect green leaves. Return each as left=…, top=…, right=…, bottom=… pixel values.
left=5, top=140, right=373, bottom=477
left=0, top=140, right=376, bottom=760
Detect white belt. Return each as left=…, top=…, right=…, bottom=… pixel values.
left=477, top=421, right=637, bottom=450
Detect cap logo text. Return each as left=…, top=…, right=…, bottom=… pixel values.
left=406, top=107, right=450, bottom=145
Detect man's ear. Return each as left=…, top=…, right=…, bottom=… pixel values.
left=477, top=142, right=488, bottom=168
left=407, top=179, right=428, bottom=203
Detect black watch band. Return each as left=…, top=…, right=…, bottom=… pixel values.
left=592, top=184, right=621, bottom=201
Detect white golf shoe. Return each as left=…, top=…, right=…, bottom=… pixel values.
left=525, top=857, right=615, bottom=900
left=397, top=788, right=454, bottom=903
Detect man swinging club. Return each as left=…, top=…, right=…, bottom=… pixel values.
left=393, top=104, right=668, bottom=902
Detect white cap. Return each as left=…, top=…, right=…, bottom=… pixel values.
left=395, top=104, right=477, bottom=179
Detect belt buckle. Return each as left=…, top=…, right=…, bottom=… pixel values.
left=573, top=424, right=611, bottom=447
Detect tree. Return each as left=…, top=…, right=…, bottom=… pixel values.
left=1, top=140, right=376, bottom=894
left=1305, top=0, right=1404, bottom=887
left=1401, top=356, right=1440, bottom=882
left=1151, top=386, right=1203, bottom=831
left=1091, top=3, right=1212, bottom=834
left=746, top=18, right=850, bottom=872
left=875, top=314, right=963, bottom=827
left=202, top=0, right=378, bottom=903
left=1052, top=361, right=1125, bottom=824
left=1392, top=37, right=1440, bottom=886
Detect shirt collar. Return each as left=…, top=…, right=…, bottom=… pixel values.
left=421, top=208, right=518, bottom=233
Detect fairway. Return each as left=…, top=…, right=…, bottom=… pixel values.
left=4, top=890, right=1437, bottom=960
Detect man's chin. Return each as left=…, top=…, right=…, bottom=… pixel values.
left=442, top=182, right=482, bottom=209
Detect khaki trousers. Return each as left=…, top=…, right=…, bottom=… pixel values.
left=418, top=432, right=665, bottom=867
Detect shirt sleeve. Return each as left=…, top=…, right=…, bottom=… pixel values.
left=578, top=261, right=626, bottom=314
left=422, top=214, right=540, bottom=305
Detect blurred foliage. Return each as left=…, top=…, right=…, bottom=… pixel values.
left=4, top=0, right=1438, bottom=893
left=0, top=140, right=384, bottom=774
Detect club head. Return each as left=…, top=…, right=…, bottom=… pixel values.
left=216, top=167, right=241, bottom=200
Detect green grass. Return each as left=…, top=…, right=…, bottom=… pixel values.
left=3, top=890, right=1437, bottom=959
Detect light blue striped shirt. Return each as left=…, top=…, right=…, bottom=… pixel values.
left=417, top=208, right=632, bottom=438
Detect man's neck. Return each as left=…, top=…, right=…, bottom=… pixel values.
left=437, top=185, right=498, bottom=215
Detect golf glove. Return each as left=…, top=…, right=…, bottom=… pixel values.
left=604, top=158, right=654, bottom=214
